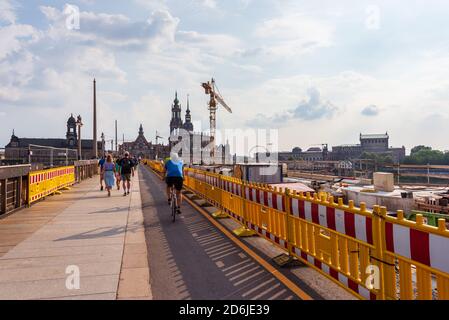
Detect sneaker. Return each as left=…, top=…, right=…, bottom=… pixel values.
left=123, top=192, right=127, bottom=196
left=127, top=191, right=130, bottom=195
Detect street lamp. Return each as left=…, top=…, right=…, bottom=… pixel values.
left=76, top=115, right=83, bottom=160
left=101, top=132, right=105, bottom=156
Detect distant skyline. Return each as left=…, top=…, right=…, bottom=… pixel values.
left=1, top=0, right=449, bottom=152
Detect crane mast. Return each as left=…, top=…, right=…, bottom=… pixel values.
left=208, top=79, right=218, bottom=159
left=202, top=78, right=233, bottom=162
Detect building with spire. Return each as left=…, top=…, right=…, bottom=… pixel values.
left=170, top=92, right=184, bottom=135
left=4, top=114, right=102, bottom=165
left=119, top=124, right=170, bottom=160
left=183, top=96, right=194, bottom=132
left=167, top=92, right=231, bottom=164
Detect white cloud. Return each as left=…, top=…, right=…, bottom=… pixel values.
left=254, top=13, right=334, bottom=56
left=197, top=0, right=217, bottom=9
left=177, top=30, right=241, bottom=57
left=134, top=0, right=168, bottom=11
left=0, top=24, right=39, bottom=60
left=0, top=0, right=16, bottom=24
left=361, top=105, right=379, bottom=116
left=40, top=6, right=179, bottom=51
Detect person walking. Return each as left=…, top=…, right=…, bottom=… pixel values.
left=120, top=152, right=135, bottom=196
left=102, top=154, right=116, bottom=197
left=115, top=157, right=122, bottom=190
left=98, top=154, right=106, bottom=191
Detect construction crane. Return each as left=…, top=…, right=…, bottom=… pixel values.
left=201, top=78, right=233, bottom=160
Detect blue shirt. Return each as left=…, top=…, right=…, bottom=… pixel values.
left=98, top=158, right=106, bottom=169
left=165, top=160, right=184, bottom=178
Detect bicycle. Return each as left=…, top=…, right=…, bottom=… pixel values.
left=169, top=186, right=178, bottom=223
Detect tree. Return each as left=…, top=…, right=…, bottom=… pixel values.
left=361, top=152, right=393, bottom=165
left=403, top=147, right=448, bottom=165
left=410, top=145, right=432, bottom=155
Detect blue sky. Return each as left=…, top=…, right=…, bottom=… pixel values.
left=1, top=0, right=449, bottom=153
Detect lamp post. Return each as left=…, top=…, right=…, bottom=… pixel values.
left=101, top=132, right=105, bottom=157
left=76, top=115, right=83, bottom=160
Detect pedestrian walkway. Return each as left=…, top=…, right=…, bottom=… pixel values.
left=0, top=170, right=150, bottom=300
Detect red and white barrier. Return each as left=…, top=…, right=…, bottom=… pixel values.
left=385, top=222, right=449, bottom=274
left=290, top=198, right=373, bottom=245
left=247, top=222, right=288, bottom=249
left=292, top=245, right=376, bottom=300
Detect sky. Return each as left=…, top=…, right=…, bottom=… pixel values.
left=1, top=0, right=449, bottom=154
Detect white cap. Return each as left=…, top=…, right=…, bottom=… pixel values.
left=170, top=152, right=180, bottom=163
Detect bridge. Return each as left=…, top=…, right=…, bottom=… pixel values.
left=0, top=161, right=448, bottom=300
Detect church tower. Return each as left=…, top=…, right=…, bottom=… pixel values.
left=66, top=114, right=77, bottom=147
left=170, top=92, right=183, bottom=134
left=139, top=124, right=144, bottom=136
left=183, top=95, right=194, bottom=132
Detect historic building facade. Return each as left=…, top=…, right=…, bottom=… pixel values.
left=278, top=133, right=406, bottom=163
left=4, top=114, right=103, bottom=165
left=330, top=133, right=405, bottom=162
left=168, top=92, right=231, bottom=164
left=119, top=124, right=170, bottom=160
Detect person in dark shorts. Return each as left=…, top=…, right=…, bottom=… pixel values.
left=98, top=155, right=106, bottom=191
left=119, top=152, right=135, bottom=196
left=165, top=153, right=184, bottom=214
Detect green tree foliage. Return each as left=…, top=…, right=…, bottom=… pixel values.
left=403, top=146, right=449, bottom=165
left=361, top=152, right=394, bottom=165
left=410, top=145, right=432, bottom=155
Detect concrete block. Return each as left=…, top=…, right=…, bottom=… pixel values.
left=373, top=172, right=395, bottom=192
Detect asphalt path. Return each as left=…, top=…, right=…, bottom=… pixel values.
left=139, top=166, right=300, bottom=300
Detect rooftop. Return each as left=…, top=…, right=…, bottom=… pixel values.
left=360, top=133, right=389, bottom=139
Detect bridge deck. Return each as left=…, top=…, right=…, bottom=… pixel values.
left=0, top=166, right=354, bottom=300
left=0, top=170, right=150, bottom=300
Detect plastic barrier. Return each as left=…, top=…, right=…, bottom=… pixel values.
left=28, top=166, right=75, bottom=204
left=144, top=161, right=449, bottom=300
left=383, top=212, right=449, bottom=300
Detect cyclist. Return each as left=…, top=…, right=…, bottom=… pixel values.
left=165, top=152, right=184, bottom=214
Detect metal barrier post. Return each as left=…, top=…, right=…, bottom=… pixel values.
left=371, top=205, right=387, bottom=300
left=15, top=176, right=22, bottom=209
left=233, top=179, right=256, bottom=237
left=285, top=188, right=294, bottom=256
left=0, top=178, right=6, bottom=214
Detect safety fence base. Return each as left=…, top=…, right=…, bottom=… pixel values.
left=272, top=254, right=303, bottom=268
left=212, top=210, right=229, bottom=219
left=233, top=226, right=257, bottom=237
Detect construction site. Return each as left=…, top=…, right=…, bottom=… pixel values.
left=174, top=78, right=449, bottom=232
